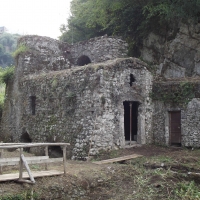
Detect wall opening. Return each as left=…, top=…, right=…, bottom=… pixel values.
left=123, top=101, right=139, bottom=142
left=30, top=96, right=36, bottom=115
left=77, top=55, right=91, bottom=66
left=130, top=74, right=135, bottom=86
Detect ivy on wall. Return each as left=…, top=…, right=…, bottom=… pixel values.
left=151, top=82, right=198, bottom=107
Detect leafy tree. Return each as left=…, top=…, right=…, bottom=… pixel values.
left=60, top=0, right=200, bottom=56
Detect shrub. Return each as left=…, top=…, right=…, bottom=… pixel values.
left=0, top=66, right=15, bottom=85
left=12, top=44, right=28, bottom=58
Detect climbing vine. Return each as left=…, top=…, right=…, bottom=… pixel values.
left=151, top=82, right=196, bottom=107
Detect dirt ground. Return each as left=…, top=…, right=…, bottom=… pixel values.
left=1, top=145, right=200, bottom=199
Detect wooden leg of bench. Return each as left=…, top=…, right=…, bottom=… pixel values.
left=0, top=141, right=3, bottom=174
left=19, top=148, right=23, bottom=180
left=45, top=146, right=48, bottom=170
left=63, top=146, right=67, bottom=175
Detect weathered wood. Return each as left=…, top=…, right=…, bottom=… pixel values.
left=93, top=154, right=143, bottom=165
left=0, top=157, right=63, bottom=166
left=0, top=143, right=70, bottom=149
left=0, top=141, right=3, bottom=174
left=19, top=148, right=23, bottom=180
left=63, top=146, right=67, bottom=175
left=17, top=179, right=35, bottom=184
left=21, top=154, right=35, bottom=183
left=0, top=170, right=63, bottom=182
left=45, top=146, right=48, bottom=170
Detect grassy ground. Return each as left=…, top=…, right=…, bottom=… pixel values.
left=1, top=145, right=200, bottom=199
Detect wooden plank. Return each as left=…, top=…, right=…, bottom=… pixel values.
left=0, top=156, right=49, bottom=166
left=0, top=157, right=62, bottom=166
left=0, top=143, right=70, bottom=149
left=0, top=170, right=64, bottom=182
left=93, top=154, right=143, bottom=165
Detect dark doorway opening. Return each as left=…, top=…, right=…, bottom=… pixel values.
left=20, top=132, right=32, bottom=152
left=123, top=101, right=139, bottom=142
left=77, top=55, right=91, bottom=66
left=169, top=111, right=181, bottom=146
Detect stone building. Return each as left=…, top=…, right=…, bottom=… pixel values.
left=1, top=28, right=200, bottom=158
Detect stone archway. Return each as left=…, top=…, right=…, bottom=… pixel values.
left=77, top=55, right=91, bottom=66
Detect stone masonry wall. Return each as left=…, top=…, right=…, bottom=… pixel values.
left=16, top=35, right=128, bottom=77
left=70, top=35, right=128, bottom=65
left=17, top=36, right=71, bottom=76
left=2, top=58, right=153, bottom=159
left=152, top=98, right=200, bottom=147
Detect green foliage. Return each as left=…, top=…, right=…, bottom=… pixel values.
left=60, top=0, right=200, bottom=56
left=151, top=82, right=195, bottom=107
left=12, top=44, right=28, bottom=58
left=0, top=66, right=15, bottom=85
left=175, top=181, right=200, bottom=200
left=0, top=190, right=39, bottom=200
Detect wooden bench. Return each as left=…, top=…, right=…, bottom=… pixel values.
left=0, top=143, right=70, bottom=184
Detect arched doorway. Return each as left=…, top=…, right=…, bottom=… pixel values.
left=77, top=55, right=91, bottom=66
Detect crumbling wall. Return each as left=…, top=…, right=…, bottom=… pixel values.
left=71, top=35, right=128, bottom=65
left=17, top=36, right=71, bottom=75
left=2, top=56, right=153, bottom=158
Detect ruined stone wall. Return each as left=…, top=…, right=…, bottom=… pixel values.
left=71, top=35, right=128, bottom=65
left=17, top=36, right=71, bottom=76
left=2, top=57, right=153, bottom=159
left=16, top=35, right=128, bottom=77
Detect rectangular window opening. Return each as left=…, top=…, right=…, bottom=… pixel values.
left=30, top=96, right=36, bottom=115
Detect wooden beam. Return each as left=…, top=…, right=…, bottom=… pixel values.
left=21, top=154, right=35, bottom=183
left=0, top=143, right=70, bottom=149
left=0, top=170, right=63, bottom=182
left=0, top=156, right=63, bottom=166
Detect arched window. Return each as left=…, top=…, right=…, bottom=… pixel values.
left=77, top=55, right=91, bottom=66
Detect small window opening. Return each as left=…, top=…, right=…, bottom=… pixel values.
left=130, top=74, right=135, bottom=86
left=30, top=96, right=36, bottom=115
left=77, top=55, right=91, bottom=66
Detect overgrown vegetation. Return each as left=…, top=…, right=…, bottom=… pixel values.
left=1, top=146, right=200, bottom=199
left=151, top=82, right=196, bottom=106
left=12, top=44, right=28, bottom=58
left=0, top=190, right=39, bottom=200
left=60, top=0, right=200, bottom=56
left=0, top=66, right=15, bottom=119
